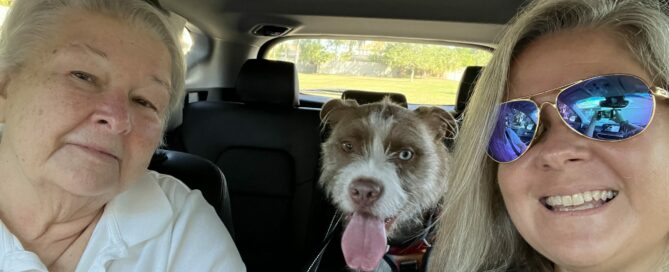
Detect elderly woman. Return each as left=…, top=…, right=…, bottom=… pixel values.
left=0, top=0, right=244, bottom=271
left=429, top=0, right=669, bottom=271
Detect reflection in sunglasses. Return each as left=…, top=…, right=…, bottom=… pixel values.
left=488, top=74, right=668, bottom=163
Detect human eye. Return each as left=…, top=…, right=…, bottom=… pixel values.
left=132, top=96, right=158, bottom=112
left=70, top=71, right=97, bottom=84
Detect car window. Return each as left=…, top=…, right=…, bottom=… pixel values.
left=267, top=38, right=491, bottom=106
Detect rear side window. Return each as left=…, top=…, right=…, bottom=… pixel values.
left=266, top=39, right=491, bottom=106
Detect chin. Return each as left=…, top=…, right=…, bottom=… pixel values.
left=536, top=239, right=619, bottom=270
left=46, top=167, right=123, bottom=198
left=66, top=180, right=120, bottom=198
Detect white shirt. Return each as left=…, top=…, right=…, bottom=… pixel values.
left=0, top=170, right=246, bottom=272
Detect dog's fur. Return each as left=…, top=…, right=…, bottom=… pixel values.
left=319, top=98, right=455, bottom=270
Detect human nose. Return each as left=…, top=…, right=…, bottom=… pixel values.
left=92, top=93, right=132, bottom=135
left=530, top=104, right=591, bottom=170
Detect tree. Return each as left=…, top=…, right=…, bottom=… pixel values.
left=266, top=42, right=290, bottom=61
left=376, top=43, right=422, bottom=80
left=299, top=40, right=334, bottom=73
left=373, top=43, right=491, bottom=79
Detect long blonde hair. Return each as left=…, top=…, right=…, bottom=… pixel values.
left=428, top=0, right=669, bottom=271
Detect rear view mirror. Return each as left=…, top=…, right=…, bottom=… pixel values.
left=600, top=96, right=629, bottom=108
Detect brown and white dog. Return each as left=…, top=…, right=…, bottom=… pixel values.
left=319, top=98, right=455, bottom=271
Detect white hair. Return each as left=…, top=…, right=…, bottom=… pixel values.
left=0, top=0, right=185, bottom=123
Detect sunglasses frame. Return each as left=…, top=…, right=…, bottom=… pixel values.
left=489, top=73, right=669, bottom=163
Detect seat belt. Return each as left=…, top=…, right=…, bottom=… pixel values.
left=304, top=212, right=342, bottom=272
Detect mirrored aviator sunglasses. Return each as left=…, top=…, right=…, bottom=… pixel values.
left=487, top=74, right=669, bottom=163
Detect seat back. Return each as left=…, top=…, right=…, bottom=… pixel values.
left=181, top=59, right=324, bottom=271
left=454, top=66, right=483, bottom=116
left=341, top=90, right=408, bottom=108
left=148, top=149, right=235, bottom=237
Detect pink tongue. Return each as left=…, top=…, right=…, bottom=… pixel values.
left=341, top=213, right=387, bottom=271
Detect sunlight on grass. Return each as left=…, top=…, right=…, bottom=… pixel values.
left=298, top=73, right=459, bottom=105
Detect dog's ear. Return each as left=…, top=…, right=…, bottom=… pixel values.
left=320, top=99, right=359, bottom=126
left=414, top=106, right=458, bottom=141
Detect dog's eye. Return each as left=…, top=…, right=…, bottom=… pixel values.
left=398, top=149, right=414, bottom=161
left=341, top=141, right=354, bottom=153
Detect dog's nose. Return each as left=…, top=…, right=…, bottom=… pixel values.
left=349, top=178, right=383, bottom=207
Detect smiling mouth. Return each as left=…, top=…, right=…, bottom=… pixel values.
left=541, top=190, right=618, bottom=212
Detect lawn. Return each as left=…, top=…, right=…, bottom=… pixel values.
left=297, top=73, right=459, bottom=105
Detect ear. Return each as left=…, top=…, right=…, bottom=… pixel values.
left=414, top=106, right=458, bottom=141
left=320, top=99, right=359, bottom=126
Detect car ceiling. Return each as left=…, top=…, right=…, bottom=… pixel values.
left=161, top=0, right=528, bottom=48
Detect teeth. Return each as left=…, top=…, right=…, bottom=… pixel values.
left=562, top=195, right=572, bottom=206
left=558, top=202, right=596, bottom=212
left=593, top=191, right=601, bottom=201
left=545, top=190, right=618, bottom=210
left=583, top=191, right=592, bottom=202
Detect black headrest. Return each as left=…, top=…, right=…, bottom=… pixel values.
left=455, top=66, right=483, bottom=113
left=341, top=90, right=408, bottom=108
left=235, top=59, right=299, bottom=107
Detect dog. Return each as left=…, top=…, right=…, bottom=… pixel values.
left=319, top=98, right=455, bottom=271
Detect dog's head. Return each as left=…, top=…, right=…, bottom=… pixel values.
left=319, top=98, right=455, bottom=271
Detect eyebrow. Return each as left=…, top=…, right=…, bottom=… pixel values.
left=152, top=75, right=171, bottom=92
left=74, top=43, right=108, bottom=59
left=67, top=43, right=172, bottom=93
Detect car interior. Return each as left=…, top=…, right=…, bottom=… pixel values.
left=148, top=0, right=528, bottom=270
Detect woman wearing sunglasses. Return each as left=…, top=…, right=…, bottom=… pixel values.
left=429, top=0, right=669, bottom=271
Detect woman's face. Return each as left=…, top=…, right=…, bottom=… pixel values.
left=0, top=10, right=172, bottom=198
left=498, top=28, right=669, bottom=271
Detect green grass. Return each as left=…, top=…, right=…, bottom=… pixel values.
left=298, top=73, right=459, bottom=105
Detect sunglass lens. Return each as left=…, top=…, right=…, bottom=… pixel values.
left=557, top=75, right=654, bottom=141
left=488, top=100, right=538, bottom=162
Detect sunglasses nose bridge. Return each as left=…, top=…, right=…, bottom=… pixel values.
left=536, top=101, right=561, bottom=121
left=532, top=102, right=561, bottom=141
left=536, top=101, right=557, bottom=125
left=537, top=101, right=556, bottom=111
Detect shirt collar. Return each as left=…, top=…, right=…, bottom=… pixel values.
left=105, top=171, right=173, bottom=248
left=0, top=219, right=48, bottom=271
